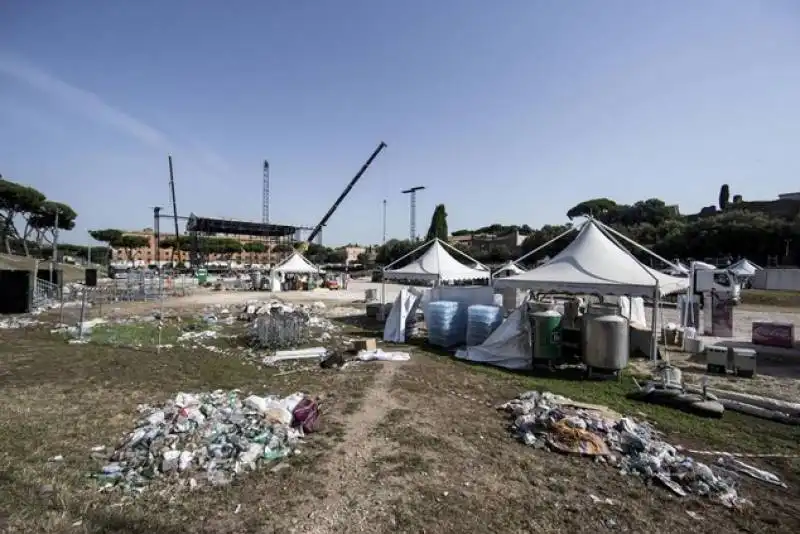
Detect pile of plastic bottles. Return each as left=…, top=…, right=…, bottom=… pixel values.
left=466, top=304, right=503, bottom=346
left=427, top=300, right=467, bottom=347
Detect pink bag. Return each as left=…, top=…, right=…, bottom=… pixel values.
left=292, top=398, right=320, bottom=433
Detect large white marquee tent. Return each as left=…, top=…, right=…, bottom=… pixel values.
left=273, top=251, right=320, bottom=275
left=494, top=220, right=689, bottom=297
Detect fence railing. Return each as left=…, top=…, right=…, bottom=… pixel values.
left=33, top=278, right=60, bottom=309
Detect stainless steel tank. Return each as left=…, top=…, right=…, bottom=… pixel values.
left=582, top=314, right=630, bottom=371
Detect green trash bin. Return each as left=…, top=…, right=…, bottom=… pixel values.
left=531, top=309, right=562, bottom=362
left=196, top=268, right=208, bottom=285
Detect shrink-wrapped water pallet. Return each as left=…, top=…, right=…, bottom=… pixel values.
left=427, top=301, right=467, bottom=348
left=466, top=304, right=503, bottom=346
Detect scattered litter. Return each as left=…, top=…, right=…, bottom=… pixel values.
left=264, top=347, right=328, bottom=365
left=0, top=316, right=40, bottom=329
left=685, top=510, right=703, bottom=520
left=355, top=349, right=411, bottom=362
left=48, top=455, right=64, bottom=462
left=589, top=494, right=616, bottom=505
left=501, top=391, right=751, bottom=508
left=717, top=456, right=787, bottom=488
left=249, top=300, right=337, bottom=350
left=92, top=389, right=318, bottom=493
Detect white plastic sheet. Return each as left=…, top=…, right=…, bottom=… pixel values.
left=618, top=296, right=647, bottom=328
left=356, top=349, right=411, bottom=362
left=383, top=288, right=420, bottom=343
left=455, top=306, right=532, bottom=370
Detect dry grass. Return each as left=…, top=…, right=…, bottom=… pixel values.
left=742, top=289, right=800, bottom=308
left=2, top=311, right=800, bottom=533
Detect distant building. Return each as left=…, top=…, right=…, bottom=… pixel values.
left=110, top=228, right=292, bottom=268
left=342, top=246, right=366, bottom=264
left=449, top=230, right=527, bottom=253
left=778, top=192, right=800, bottom=201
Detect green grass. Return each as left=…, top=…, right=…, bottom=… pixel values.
left=88, top=322, right=184, bottom=346
left=418, top=351, right=800, bottom=456
left=741, top=289, right=800, bottom=308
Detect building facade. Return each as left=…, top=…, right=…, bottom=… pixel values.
left=110, top=229, right=293, bottom=268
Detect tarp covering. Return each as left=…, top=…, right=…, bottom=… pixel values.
left=728, top=259, right=761, bottom=277
left=383, top=239, right=490, bottom=282
left=273, top=251, right=319, bottom=274
left=494, top=261, right=525, bottom=278
left=383, top=288, right=421, bottom=343
left=494, top=221, right=689, bottom=297
left=664, top=261, right=689, bottom=276
left=455, top=306, right=532, bottom=370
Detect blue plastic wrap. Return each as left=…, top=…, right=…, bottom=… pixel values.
left=426, top=300, right=468, bottom=347
left=466, top=305, right=503, bottom=346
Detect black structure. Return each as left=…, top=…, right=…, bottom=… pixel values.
left=186, top=214, right=298, bottom=268
left=37, top=269, right=62, bottom=288
left=186, top=214, right=297, bottom=238
left=0, top=269, right=32, bottom=314
left=85, top=268, right=98, bottom=287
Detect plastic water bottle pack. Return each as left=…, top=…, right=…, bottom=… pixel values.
left=466, top=304, right=503, bottom=346
left=426, top=300, right=468, bottom=347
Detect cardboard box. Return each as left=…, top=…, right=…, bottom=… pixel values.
left=353, top=338, right=377, bottom=352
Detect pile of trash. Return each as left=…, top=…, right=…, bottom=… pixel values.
left=247, top=300, right=336, bottom=350
left=501, top=391, right=771, bottom=508
left=0, top=316, right=40, bottom=329
left=93, top=390, right=319, bottom=493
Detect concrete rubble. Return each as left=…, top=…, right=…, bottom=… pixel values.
left=93, top=389, right=318, bottom=494
left=500, top=391, right=780, bottom=508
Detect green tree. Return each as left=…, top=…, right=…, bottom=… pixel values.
left=719, top=184, right=730, bottom=210
left=425, top=204, right=449, bottom=241
left=27, top=201, right=78, bottom=254
left=243, top=241, right=266, bottom=264
left=89, top=229, right=125, bottom=265
left=566, top=198, right=617, bottom=220
left=0, top=178, right=46, bottom=254
left=325, top=248, right=348, bottom=264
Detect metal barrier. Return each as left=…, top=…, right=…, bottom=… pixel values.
left=33, top=278, right=60, bottom=309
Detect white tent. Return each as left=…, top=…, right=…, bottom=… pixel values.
left=691, top=261, right=716, bottom=271
left=383, top=238, right=490, bottom=282
left=273, top=251, right=319, bottom=274
left=728, top=258, right=761, bottom=277
left=494, top=261, right=525, bottom=278
left=664, top=261, right=689, bottom=276
left=494, top=220, right=689, bottom=297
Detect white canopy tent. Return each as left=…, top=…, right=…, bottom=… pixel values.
left=273, top=251, right=320, bottom=275
left=691, top=261, right=716, bottom=271
left=494, top=261, right=525, bottom=278
left=728, top=258, right=761, bottom=278
left=493, top=220, right=689, bottom=297
left=664, top=261, right=689, bottom=276
left=382, top=238, right=490, bottom=283
left=494, top=218, right=689, bottom=361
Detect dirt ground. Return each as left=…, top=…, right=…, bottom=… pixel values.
left=2, top=290, right=800, bottom=533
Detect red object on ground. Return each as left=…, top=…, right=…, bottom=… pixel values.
left=292, top=398, right=320, bottom=433
left=751, top=321, right=795, bottom=348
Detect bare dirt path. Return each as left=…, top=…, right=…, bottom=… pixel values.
left=292, top=361, right=403, bottom=534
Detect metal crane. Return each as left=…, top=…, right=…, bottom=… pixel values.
left=306, top=141, right=387, bottom=244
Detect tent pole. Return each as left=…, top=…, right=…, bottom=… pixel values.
left=651, top=287, right=659, bottom=362
left=511, top=225, right=577, bottom=265
left=384, top=238, right=435, bottom=271
left=437, top=238, right=489, bottom=270
left=593, top=218, right=682, bottom=271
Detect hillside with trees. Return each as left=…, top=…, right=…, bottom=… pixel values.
left=370, top=189, right=800, bottom=268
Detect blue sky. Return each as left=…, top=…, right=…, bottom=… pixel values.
left=2, top=1, right=799, bottom=247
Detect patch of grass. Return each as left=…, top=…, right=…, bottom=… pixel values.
left=413, top=352, right=800, bottom=456
left=0, top=327, right=373, bottom=533
left=89, top=322, right=183, bottom=346
left=741, top=289, right=800, bottom=308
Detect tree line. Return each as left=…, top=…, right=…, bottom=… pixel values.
left=0, top=177, right=78, bottom=256
left=370, top=190, right=800, bottom=268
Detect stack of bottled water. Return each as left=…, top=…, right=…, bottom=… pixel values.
left=466, top=304, right=503, bottom=346
left=426, top=300, right=467, bottom=347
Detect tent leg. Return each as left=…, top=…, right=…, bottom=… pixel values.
left=650, top=289, right=659, bottom=362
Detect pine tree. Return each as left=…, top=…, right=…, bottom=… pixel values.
left=425, top=204, right=449, bottom=241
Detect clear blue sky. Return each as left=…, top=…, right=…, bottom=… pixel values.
left=2, top=1, right=799, bottom=247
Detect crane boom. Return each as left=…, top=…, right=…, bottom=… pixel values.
left=307, top=141, right=387, bottom=243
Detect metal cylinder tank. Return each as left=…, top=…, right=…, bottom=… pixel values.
left=582, top=314, right=630, bottom=371
left=531, top=309, right=562, bottom=362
